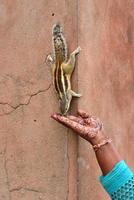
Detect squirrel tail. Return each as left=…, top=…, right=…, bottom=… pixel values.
left=52, top=24, right=67, bottom=62
left=52, top=23, right=61, bottom=37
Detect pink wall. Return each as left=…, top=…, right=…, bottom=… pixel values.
left=0, top=0, right=133, bottom=199
left=78, top=0, right=134, bottom=199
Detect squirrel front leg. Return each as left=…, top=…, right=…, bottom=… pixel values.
left=62, top=46, right=81, bottom=75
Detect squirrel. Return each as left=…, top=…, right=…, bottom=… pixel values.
left=46, top=23, right=81, bottom=115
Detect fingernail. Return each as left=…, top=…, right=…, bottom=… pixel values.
left=51, top=114, right=57, bottom=119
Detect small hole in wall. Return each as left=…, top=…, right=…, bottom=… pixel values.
left=34, top=119, right=37, bottom=122
left=52, top=13, right=55, bottom=16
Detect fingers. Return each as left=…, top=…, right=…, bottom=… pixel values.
left=51, top=113, right=86, bottom=135
left=77, top=109, right=90, bottom=118
left=51, top=113, right=80, bottom=128
left=67, top=115, right=84, bottom=125
left=51, top=113, right=103, bottom=140
left=84, top=117, right=97, bottom=126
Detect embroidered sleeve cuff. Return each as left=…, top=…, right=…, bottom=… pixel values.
left=99, top=160, right=133, bottom=195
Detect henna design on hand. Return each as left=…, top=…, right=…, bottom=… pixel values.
left=51, top=110, right=103, bottom=142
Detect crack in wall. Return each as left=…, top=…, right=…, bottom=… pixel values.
left=2, top=132, right=44, bottom=199
left=66, top=128, right=70, bottom=200
left=76, top=0, right=79, bottom=199
left=10, top=187, right=44, bottom=194
left=0, top=84, right=52, bottom=116
left=3, top=141, right=11, bottom=200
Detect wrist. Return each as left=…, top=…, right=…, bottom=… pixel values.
left=89, top=130, right=107, bottom=146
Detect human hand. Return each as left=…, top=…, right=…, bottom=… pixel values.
left=51, top=110, right=104, bottom=144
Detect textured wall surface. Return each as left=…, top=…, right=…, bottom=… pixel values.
left=0, top=0, right=78, bottom=199
left=0, top=0, right=133, bottom=200
left=78, top=0, right=134, bottom=199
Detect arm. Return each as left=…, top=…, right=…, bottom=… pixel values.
left=92, top=137, right=121, bottom=175
left=51, top=110, right=121, bottom=175
left=51, top=110, right=134, bottom=199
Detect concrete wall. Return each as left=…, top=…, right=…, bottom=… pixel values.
left=0, top=0, right=133, bottom=199
left=78, top=0, right=134, bottom=199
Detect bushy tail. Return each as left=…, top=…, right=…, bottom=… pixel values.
left=52, top=24, right=67, bottom=62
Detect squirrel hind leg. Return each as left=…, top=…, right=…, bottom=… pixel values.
left=70, top=90, right=82, bottom=97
